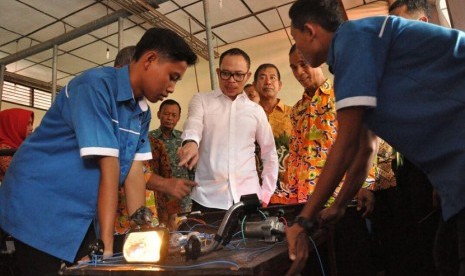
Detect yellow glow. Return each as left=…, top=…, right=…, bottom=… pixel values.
left=123, top=231, right=162, bottom=263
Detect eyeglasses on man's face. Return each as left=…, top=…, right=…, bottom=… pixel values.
left=219, top=70, right=247, bottom=82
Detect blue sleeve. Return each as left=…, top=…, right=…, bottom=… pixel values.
left=67, top=82, right=119, bottom=157
left=331, top=18, right=391, bottom=110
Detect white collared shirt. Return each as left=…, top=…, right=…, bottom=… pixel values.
left=182, top=89, right=278, bottom=209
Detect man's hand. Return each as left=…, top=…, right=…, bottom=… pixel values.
left=356, top=188, right=375, bottom=217
left=178, top=142, right=199, bottom=170
left=165, top=177, right=197, bottom=199
left=318, top=205, right=346, bottom=228
left=286, top=224, right=309, bottom=276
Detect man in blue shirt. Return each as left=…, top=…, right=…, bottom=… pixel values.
left=285, top=0, right=465, bottom=275
left=0, top=27, right=197, bottom=275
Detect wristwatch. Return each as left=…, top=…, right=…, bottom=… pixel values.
left=294, top=216, right=316, bottom=235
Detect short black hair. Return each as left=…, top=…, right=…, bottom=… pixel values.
left=159, top=99, right=181, bottom=114
left=114, top=46, right=136, bottom=67
left=253, top=63, right=281, bottom=82
left=219, top=48, right=251, bottom=70
left=244, top=83, right=254, bottom=89
left=289, top=0, right=344, bottom=32
left=134, top=28, right=197, bottom=66
left=389, top=0, right=429, bottom=17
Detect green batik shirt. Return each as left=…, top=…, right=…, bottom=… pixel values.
left=149, top=128, right=189, bottom=180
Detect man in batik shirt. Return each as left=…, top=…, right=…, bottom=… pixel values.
left=253, top=63, right=293, bottom=205
left=150, top=99, right=192, bottom=214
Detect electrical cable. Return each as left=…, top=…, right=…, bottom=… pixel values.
left=308, top=235, right=326, bottom=276
left=258, top=209, right=267, bottom=219
left=241, top=215, right=247, bottom=242
left=75, top=259, right=240, bottom=270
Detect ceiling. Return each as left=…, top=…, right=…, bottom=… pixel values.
left=0, top=0, right=390, bottom=88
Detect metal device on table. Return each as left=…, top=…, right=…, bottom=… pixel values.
left=180, top=194, right=286, bottom=260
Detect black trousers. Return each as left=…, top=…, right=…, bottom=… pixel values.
left=12, top=223, right=96, bottom=276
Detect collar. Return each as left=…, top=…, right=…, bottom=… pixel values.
left=116, top=65, right=148, bottom=112
left=153, top=128, right=181, bottom=139
left=213, top=89, right=248, bottom=101
left=303, top=79, right=332, bottom=99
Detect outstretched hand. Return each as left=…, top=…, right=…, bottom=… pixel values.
left=178, top=142, right=199, bottom=170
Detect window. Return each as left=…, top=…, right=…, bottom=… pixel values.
left=2, top=81, right=52, bottom=110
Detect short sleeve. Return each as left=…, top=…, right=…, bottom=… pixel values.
left=330, top=19, right=391, bottom=110
left=68, top=83, right=119, bottom=157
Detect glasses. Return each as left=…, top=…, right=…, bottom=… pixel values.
left=219, top=70, right=247, bottom=82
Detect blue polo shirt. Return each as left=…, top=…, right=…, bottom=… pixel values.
left=328, top=16, right=465, bottom=220
left=0, top=66, right=152, bottom=262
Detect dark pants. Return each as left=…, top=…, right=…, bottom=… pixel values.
left=333, top=207, right=375, bottom=276
left=191, top=200, right=226, bottom=213
left=12, top=223, right=96, bottom=276
left=434, top=207, right=465, bottom=276
left=370, top=186, right=438, bottom=276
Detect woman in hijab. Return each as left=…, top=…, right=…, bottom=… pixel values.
left=0, top=108, right=34, bottom=181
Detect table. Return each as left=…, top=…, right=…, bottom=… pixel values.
left=64, top=204, right=333, bottom=275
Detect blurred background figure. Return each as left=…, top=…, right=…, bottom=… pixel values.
left=244, top=83, right=260, bottom=103
left=0, top=108, right=34, bottom=182
left=114, top=46, right=136, bottom=68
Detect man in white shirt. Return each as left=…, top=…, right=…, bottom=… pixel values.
left=179, top=48, right=278, bottom=211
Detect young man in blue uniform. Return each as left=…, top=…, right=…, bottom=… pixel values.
left=0, top=27, right=197, bottom=275
left=285, top=0, right=465, bottom=275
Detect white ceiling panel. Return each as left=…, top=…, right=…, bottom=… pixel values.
left=213, top=17, right=268, bottom=43
left=27, top=49, right=66, bottom=65
left=0, top=28, right=21, bottom=46
left=165, top=9, right=204, bottom=33
left=346, top=1, right=388, bottom=20
left=256, top=4, right=293, bottom=32
left=54, top=54, right=99, bottom=75
left=157, top=0, right=179, bottom=14
left=341, top=0, right=365, bottom=10
left=21, top=0, right=96, bottom=17
left=6, top=59, right=35, bottom=73
left=71, top=41, right=117, bottom=66
left=0, top=1, right=54, bottom=34
left=14, top=64, right=65, bottom=84
left=184, top=0, right=250, bottom=26
left=245, top=0, right=294, bottom=12
left=28, top=22, right=69, bottom=43
left=173, top=0, right=199, bottom=6
left=63, top=4, right=107, bottom=28
left=58, top=34, right=98, bottom=52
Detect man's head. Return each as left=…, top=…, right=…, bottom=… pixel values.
left=131, top=27, right=198, bottom=103
left=217, top=48, right=252, bottom=100
left=289, top=0, right=344, bottom=67
left=157, top=99, right=181, bottom=132
left=244, top=83, right=259, bottom=103
left=289, top=44, right=326, bottom=93
left=114, top=46, right=136, bottom=68
left=253, top=63, right=282, bottom=102
left=389, top=0, right=429, bottom=22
